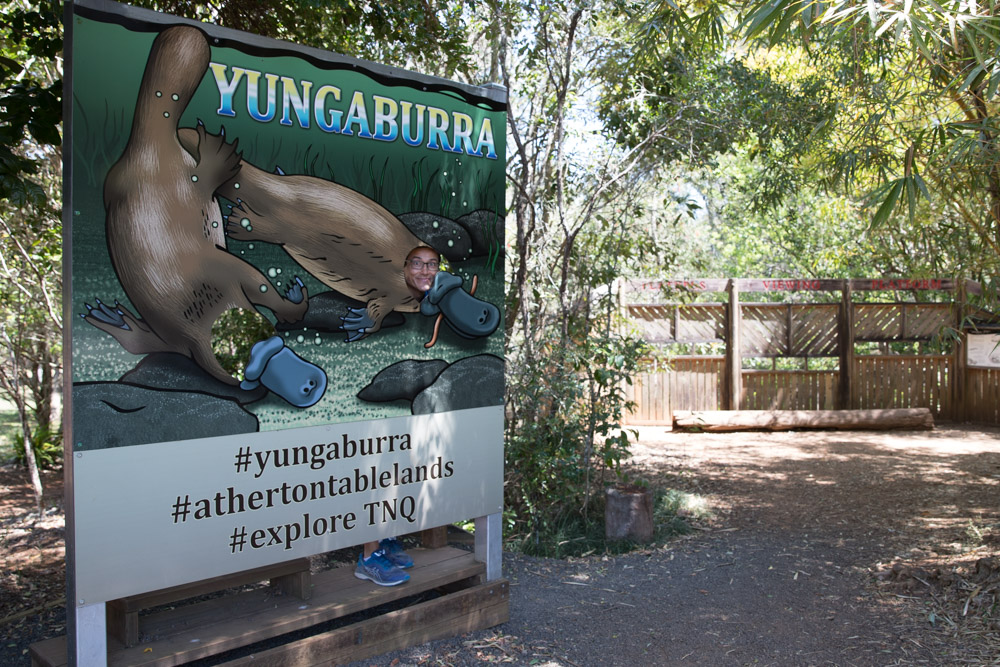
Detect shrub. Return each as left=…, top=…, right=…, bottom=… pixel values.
left=14, top=426, right=62, bottom=469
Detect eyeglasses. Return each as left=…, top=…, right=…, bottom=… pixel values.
left=408, top=259, right=440, bottom=271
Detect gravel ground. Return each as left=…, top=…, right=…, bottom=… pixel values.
left=345, top=424, right=1000, bottom=666
left=4, top=425, right=1000, bottom=666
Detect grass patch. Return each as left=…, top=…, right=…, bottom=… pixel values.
left=510, top=486, right=713, bottom=559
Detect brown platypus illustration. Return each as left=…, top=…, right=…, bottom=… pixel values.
left=211, top=160, right=428, bottom=341
left=83, top=26, right=308, bottom=385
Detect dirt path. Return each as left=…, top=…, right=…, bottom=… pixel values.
left=4, top=426, right=1000, bottom=665
left=350, top=425, right=1000, bottom=666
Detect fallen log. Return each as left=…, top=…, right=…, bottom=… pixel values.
left=672, top=408, right=934, bottom=432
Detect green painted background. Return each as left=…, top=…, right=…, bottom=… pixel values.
left=68, top=11, right=506, bottom=438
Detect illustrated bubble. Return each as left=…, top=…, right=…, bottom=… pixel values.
left=163, top=112, right=170, bottom=118
left=212, top=221, right=218, bottom=228
left=314, top=337, right=322, bottom=345
left=259, top=285, right=268, bottom=293
left=248, top=244, right=254, bottom=250
left=241, top=218, right=251, bottom=228
left=172, top=94, right=179, bottom=101
left=297, top=335, right=305, bottom=343
left=155, top=91, right=162, bottom=97
left=234, top=182, right=241, bottom=189
left=268, top=268, right=278, bottom=278
left=432, top=221, right=439, bottom=228
left=191, top=175, right=198, bottom=182
left=447, top=240, right=454, bottom=247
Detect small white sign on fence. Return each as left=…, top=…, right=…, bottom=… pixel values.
left=968, top=334, right=1000, bottom=369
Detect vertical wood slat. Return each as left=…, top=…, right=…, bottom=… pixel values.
left=626, top=355, right=1000, bottom=426
left=965, top=368, right=1000, bottom=424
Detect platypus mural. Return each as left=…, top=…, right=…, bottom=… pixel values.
left=84, top=23, right=501, bottom=399
left=82, top=25, right=311, bottom=389
left=211, top=158, right=428, bottom=342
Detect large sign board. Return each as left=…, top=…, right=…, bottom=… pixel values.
left=65, top=0, right=505, bottom=607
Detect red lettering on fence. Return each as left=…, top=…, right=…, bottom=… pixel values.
left=870, top=278, right=943, bottom=291
left=762, top=280, right=821, bottom=290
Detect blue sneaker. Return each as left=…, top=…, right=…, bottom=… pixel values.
left=355, top=549, right=410, bottom=586
left=379, top=537, right=414, bottom=569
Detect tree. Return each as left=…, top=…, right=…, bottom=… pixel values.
left=735, top=1, right=1000, bottom=278
left=1, top=0, right=63, bottom=511
left=491, top=0, right=688, bottom=550
left=0, top=1, right=62, bottom=208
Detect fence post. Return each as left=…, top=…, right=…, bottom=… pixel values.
left=952, top=279, right=967, bottom=422
left=838, top=281, right=854, bottom=409
left=725, top=279, right=741, bottom=410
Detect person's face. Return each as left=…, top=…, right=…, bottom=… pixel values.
left=405, top=248, right=440, bottom=293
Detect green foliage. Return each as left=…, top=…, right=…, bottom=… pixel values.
left=504, top=323, right=649, bottom=550
left=735, top=0, right=1000, bottom=260
left=136, top=0, right=474, bottom=78
left=0, top=1, right=63, bottom=208
left=14, top=425, right=61, bottom=470
left=599, top=50, right=836, bottom=182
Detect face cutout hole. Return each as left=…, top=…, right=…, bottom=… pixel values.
left=212, top=308, right=275, bottom=381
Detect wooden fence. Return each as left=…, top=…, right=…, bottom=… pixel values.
left=626, top=355, right=1000, bottom=425
left=626, top=356, right=951, bottom=423
left=966, top=367, right=1000, bottom=424
left=622, top=278, right=999, bottom=426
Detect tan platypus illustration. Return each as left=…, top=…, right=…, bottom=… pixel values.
left=83, top=26, right=309, bottom=385
left=212, top=159, right=428, bottom=341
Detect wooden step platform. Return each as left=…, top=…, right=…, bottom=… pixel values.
left=30, top=546, right=508, bottom=666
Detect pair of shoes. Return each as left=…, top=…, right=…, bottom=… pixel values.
left=354, top=550, right=410, bottom=586
left=379, top=537, right=414, bottom=569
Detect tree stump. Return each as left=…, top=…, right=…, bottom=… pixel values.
left=605, top=486, right=654, bottom=542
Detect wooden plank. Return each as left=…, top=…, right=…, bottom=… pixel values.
left=103, top=547, right=482, bottom=666
left=725, top=280, right=741, bottom=410
left=106, top=557, right=312, bottom=648
left=30, top=636, right=66, bottom=667
left=113, top=558, right=312, bottom=613
left=421, top=526, right=449, bottom=549
left=221, top=580, right=510, bottom=667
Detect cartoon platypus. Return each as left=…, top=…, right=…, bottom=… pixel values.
left=83, top=25, right=310, bottom=387
left=213, top=161, right=428, bottom=341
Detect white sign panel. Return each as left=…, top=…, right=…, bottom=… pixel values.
left=968, top=334, right=1000, bottom=369
left=73, top=406, right=502, bottom=604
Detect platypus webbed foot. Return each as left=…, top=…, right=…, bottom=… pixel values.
left=285, top=276, right=306, bottom=304
left=341, top=306, right=375, bottom=342
left=81, top=298, right=166, bottom=355
left=82, top=298, right=129, bottom=330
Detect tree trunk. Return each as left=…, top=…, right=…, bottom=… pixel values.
left=673, top=408, right=934, bottom=432
left=18, top=412, right=44, bottom=515
left=605, top=486, right=654, bottom=542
